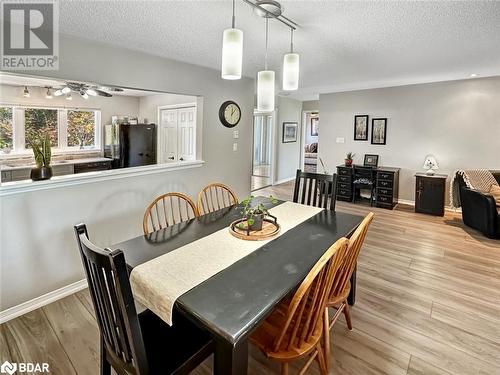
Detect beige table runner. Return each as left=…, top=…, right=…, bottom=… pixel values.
left=130, top=201, right=323, bottom=325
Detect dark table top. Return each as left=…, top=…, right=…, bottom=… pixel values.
left=112, top=199, right=363, bottom=344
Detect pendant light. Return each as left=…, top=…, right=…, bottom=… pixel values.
left=257, top=18, right=275, bottom=112
left=282, top=28, right=299, bottom=91
left=221, top=0, right=243, bottom=80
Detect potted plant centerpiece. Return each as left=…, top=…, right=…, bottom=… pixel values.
left=240, top=195, right=278, bottom=231
left=28, top=133, right=53, bottom=181
left=345, top=152, right=355, bottom=167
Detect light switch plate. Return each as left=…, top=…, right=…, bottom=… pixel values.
left=233, top=130, right=239, bottom=139
left=336, top=137, right=345, bottom=143
left=233, top=143, right=238, bottom=151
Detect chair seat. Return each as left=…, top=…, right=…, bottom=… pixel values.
left=139, top=310, right=213, bottom=375
left=250, top=300, right=322, bottom=361
left=327, top=281, right=351, bottom=306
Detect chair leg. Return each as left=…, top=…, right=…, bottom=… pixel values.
left=343, top=300, right=353, bottom=330
left=100, top=336, right=111, bottom=375
left=281, top=362, right=289, bottom=375
left=323, top=307, right=331, bottom=372
left=315, top=344, right=328, bottom=375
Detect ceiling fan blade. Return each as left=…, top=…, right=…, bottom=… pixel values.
left=95, top=89, right=112, bottom=97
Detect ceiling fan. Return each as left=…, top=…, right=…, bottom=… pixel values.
left=53, top=82, right=123, bottom=99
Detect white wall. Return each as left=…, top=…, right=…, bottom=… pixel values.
left=0, top=34, right=254, bottom=311
left=304, top=113, right=319, bottom=145
left=319, top=77, right=500, bottom=203
left=275, top=96, right=303, bottom=182
left=302, top=100, right=319, bottom=112
left=138, top=92, right=197, bottom=125
left=0, top=84, right=140, bottom=130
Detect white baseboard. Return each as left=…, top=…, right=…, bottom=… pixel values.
left=273, top=176, right=295, bottom=186
left=0, top=279, right=88, bottom=324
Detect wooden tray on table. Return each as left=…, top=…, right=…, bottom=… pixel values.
left=229, top=217, right=281, bottom=241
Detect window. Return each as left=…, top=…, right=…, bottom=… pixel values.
left=24, top=108, right=58, bottom=147
left=0, top=107, right=13, bottom=151
left=0, top=106, right=100, bottom=155
left=67, top=110, right=96, bottom=148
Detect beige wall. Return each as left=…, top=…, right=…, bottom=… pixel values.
left=319, top=77, right=500, bottom=203
left=138, top=92, right=197, bottom=125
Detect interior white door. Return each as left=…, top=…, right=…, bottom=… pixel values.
left=159, top=109, right=178, bottom=163
left=177, top=107, right=196, bottom=162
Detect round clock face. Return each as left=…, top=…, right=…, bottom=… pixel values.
left=219, top=101, right=241, bottom=128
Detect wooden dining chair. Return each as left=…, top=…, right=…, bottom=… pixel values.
left=197, top=182, right=238, bottom=215
left=323, top=212, right=374, bottom=370
left=74, top=224, right=213, bottom=375
left=250, top=237, right=349, bottom=375
left=143, top=192, right=198, bottom=235
left=293, top=169, right=338, bottom=211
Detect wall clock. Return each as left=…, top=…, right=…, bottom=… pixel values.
left=219, top=100, right=241, bottom=128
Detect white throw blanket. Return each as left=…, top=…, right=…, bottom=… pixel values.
left=451, top=169, right=499, bottom=208
left=129, top=201, right=323, bottom=325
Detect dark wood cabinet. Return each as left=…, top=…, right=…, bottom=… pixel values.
left=415, top=173, right=447, bottom=216
left=336, top=165, right=400, bottom=210
left=74, top=160, right=112, bottom=174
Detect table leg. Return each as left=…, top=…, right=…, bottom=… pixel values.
left=348, top=265, right=357, bottom=306
left=214, top=338, right=248, bottom=375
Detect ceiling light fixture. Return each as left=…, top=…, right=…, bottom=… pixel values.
left=80, top=91, right=89, bottom=100
left=470, top=73, right=478, bottom=78
left=45, top=87, right=53, bottom=99
left=54, top=89, right=63, bottom=96
left=86, top=88, right=97, bottom=96
left=282, top=28, right=299, bottom=91
left=221, top=0, right=243, bottom=80
left=257, top=18, right=275, bottom=111
left=66, top=93, right=72, bottom=100
left=61, top=86, right=71, bottom=94
left=23, top=86, right=30, bottom=98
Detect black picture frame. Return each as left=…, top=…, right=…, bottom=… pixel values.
left=311, top=117, right=319, bottom=136
left=371, top=118, right=387, bottom=145
left=364, top=154, right=379, bottom=168
left=354, top=115, right=369, bottom=141
left=282, top=122, right=298, bottom=143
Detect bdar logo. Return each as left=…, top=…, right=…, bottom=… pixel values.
left=0, top=361, right=17, bottom=375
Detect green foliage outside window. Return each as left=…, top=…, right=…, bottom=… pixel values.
left=67, top=110, right=95, bottom=147
left=0, top=107, right=13, bottom=150
left=25, top=108, right=58, bottom=147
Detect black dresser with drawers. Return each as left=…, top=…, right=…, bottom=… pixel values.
left=336, top=165, right=400, bottom=209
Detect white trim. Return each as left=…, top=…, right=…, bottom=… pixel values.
left=0, top=160, right=205, bottom=196
left=397, top=198, right=461, bottom=213
left=274, top=176, right=296, bottom=186
left=0, top=279, right=88, bottom=324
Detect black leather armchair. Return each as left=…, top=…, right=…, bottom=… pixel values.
left=455, top=171, right=500, bottom=239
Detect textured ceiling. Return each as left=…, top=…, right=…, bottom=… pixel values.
left=59, top=1, right=500, bottom=100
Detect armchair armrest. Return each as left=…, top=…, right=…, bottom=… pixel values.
left=460, top=187, right=498, bottom=237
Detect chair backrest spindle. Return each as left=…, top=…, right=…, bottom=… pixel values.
left=197, top=183, right=238, bottom=215
left=293, top=169, right=337, bottom=211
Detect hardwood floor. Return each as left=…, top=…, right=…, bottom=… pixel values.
left=2, top=181, right=499, bottom=374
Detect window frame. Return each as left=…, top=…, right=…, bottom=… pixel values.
left=0, top=103, right=102, bottom=156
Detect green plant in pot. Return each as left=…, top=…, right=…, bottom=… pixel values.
left=240, top=195, right=278, bottom=231
left=28, top=133, right=53, bottom=181
left=345, top=152, right=355, bottom=167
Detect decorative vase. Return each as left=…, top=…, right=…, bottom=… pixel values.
left=248, top=212, right=265, bottom=231
left=345, top=159, right=353, bottom=167
left=30, top=166, right=53, bottom=181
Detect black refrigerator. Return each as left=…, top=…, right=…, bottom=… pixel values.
left=104, top=123, right=156, bottom=168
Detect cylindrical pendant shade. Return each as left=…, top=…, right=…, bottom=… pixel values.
left=257, top=70, right=275, bottom=112
left=221, top=28, right=243, bottom=80
left=282, top=53, right=300, bottom=91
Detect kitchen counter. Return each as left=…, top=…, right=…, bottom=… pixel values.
left=0, top=157, right=112, bottom=171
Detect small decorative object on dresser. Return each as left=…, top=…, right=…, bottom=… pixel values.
left=345, top=152, right=355, bottom=167
left=415, top=173, right=447, bottom=216
left=371, top=118, right=387, bottom=145
left=422, top=154, right=439, bottom=175
left=282, top=122, right=298, bottom=143
left=354, top=115, right=369, bottom=140
left=363, top=154, right=379, bottom=168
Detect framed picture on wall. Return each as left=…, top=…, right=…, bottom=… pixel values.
left=311, top=117, right=319, bottom=136
left=371, top=118, right=387, bottom=145
left=354, top=115, right=369, bottom=140
left=282, top=122, right=298, bottom=143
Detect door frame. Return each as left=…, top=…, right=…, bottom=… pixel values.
left=252, top=109, right=276, bottom=190
left=157, top=102, right=197, bottom=163
left=300, top=109, right=319, bottom=173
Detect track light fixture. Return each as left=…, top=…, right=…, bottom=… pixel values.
left=23, top=86, right=30, bottom=98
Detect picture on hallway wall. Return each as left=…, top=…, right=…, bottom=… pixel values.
left=354, top=115, right=369, bottom=140
left=371, top=118, right=387, bottom=145
left=311, top=117, right=319, bottom=136
left=282, top=122, right=298, bottom=143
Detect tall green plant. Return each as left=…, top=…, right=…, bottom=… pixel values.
left=28, top=133, right=52, bottom=168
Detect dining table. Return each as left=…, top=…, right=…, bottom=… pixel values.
left=111, top=197, right=364, bottom=375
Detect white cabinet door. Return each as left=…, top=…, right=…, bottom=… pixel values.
left=177, top=107, right=196, bottom=162
left=159, top=109, right=178, bottom=163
